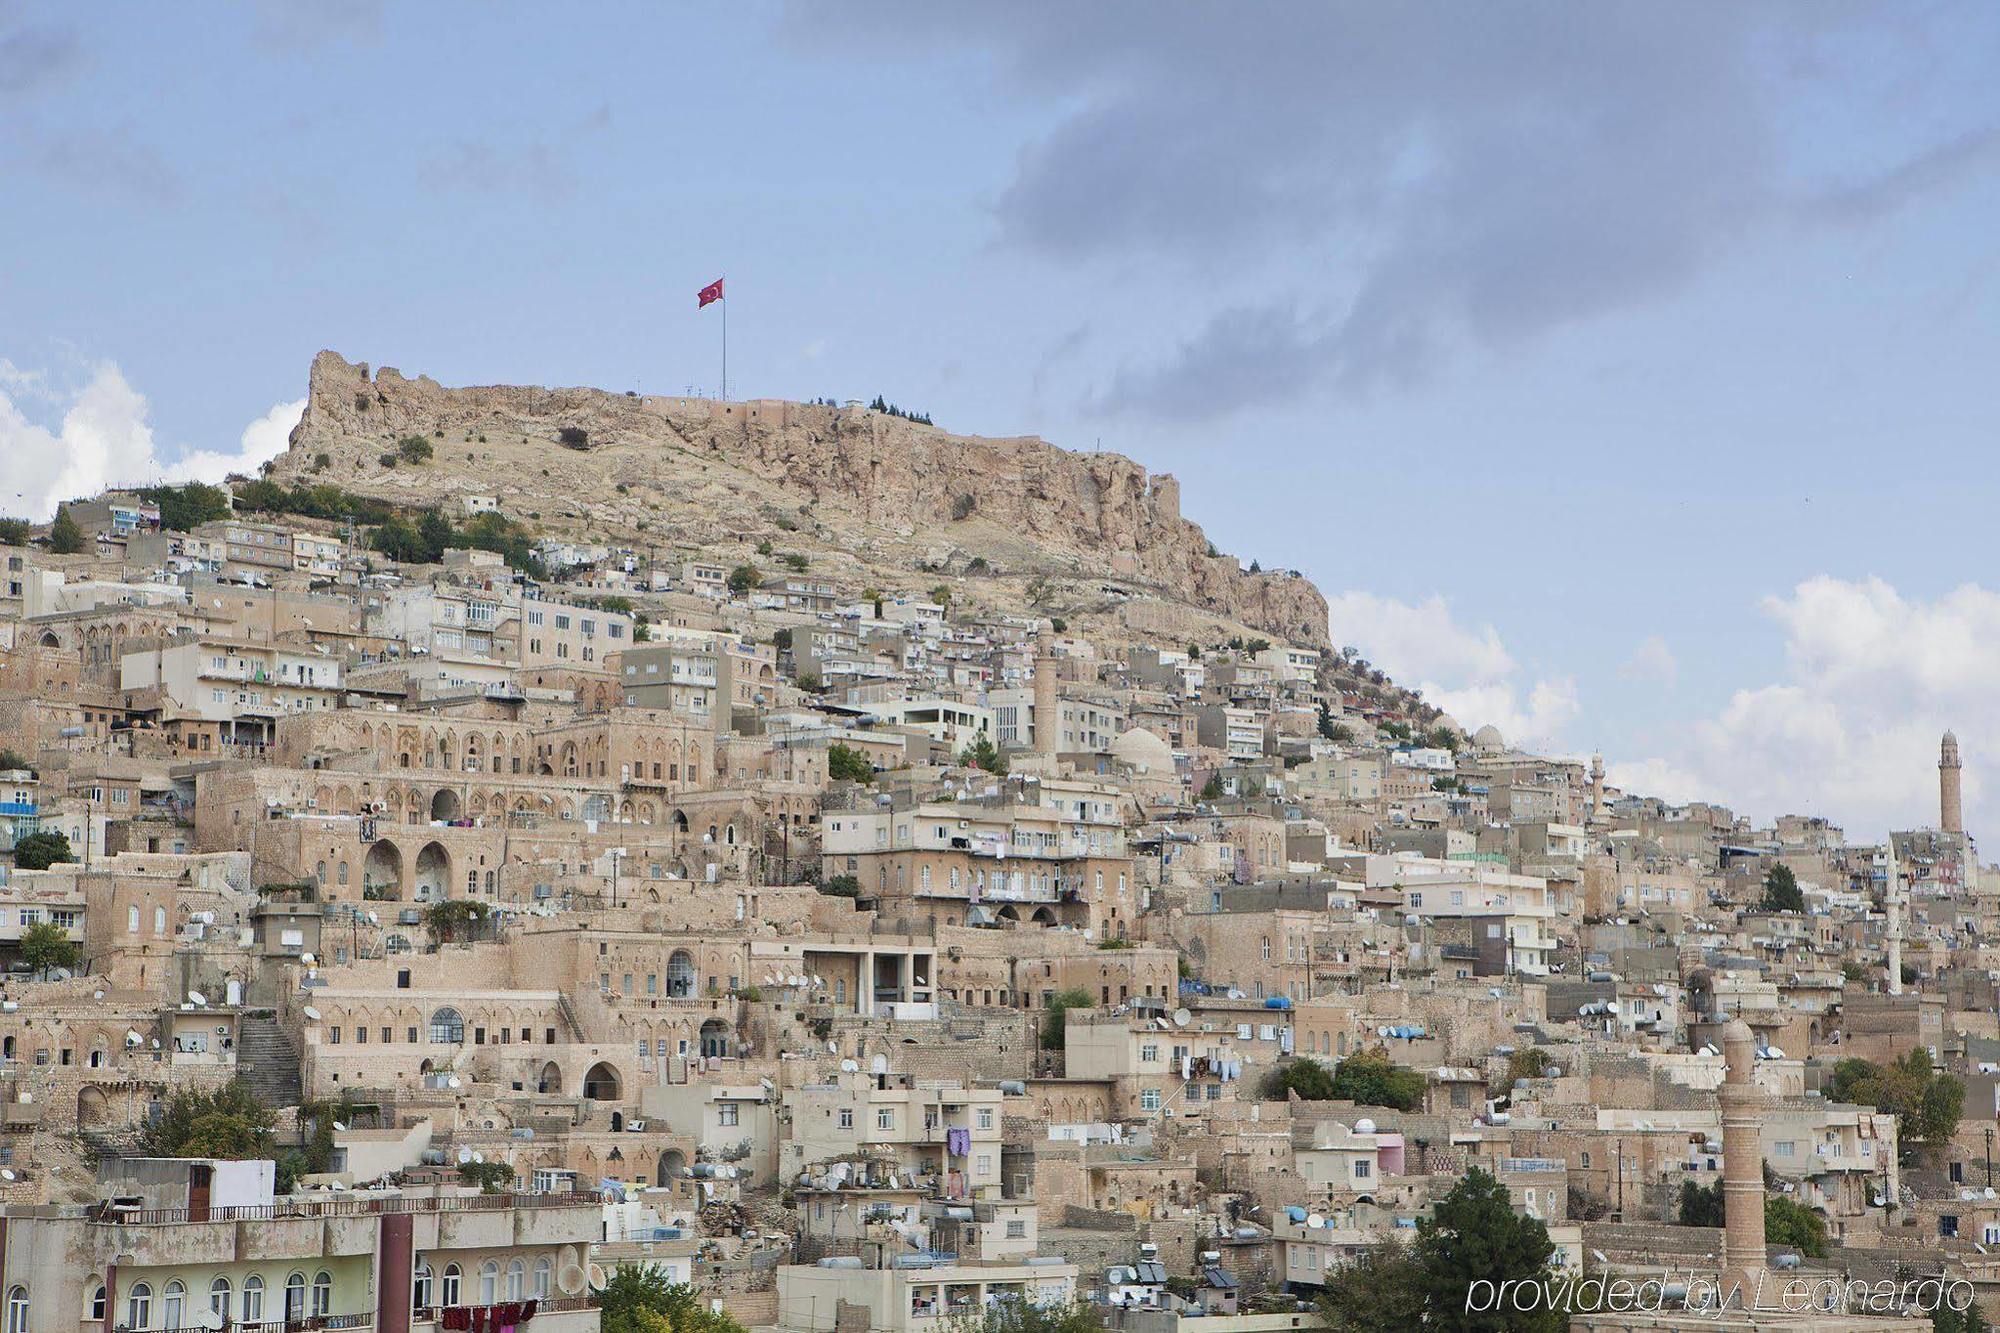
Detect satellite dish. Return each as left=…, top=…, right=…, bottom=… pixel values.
left=302, top=1006, right=322, bottom=1021
left=199, top=1311, right=225, bottom=1331
left=188, top=990, right=207, bottom=1006
left=458, top=1148, right=473, bottom=1164
left=558, top=1264, right=586, bottom=1296
left=473, top=1152, right=485, bottom=1164
left=125, top=1031, right=142, bottom=1046
left=839, top=1059, right=858, bottom=1073
left=447, top=1076, right=462, bottom=1089
left=0, top=1169, right=14, bottom=1181
left=1307, top=1214, right=1325, bottom=1229
left=367, top=911, right=379, bottom=924
left=332, top=1121, right=348, bottom=1132
left=587, top=1264, right=608, bottom=1292
left=301, top=952, right=316, bottom=965
left=1172, top=1009, right=1191, bottom=1027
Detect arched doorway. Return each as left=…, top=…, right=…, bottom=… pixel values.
left=363, top=841, right=403, bottom=897
left=657, top=1150, right=687, bottom=1185
left=582, top=1063, right=622, bottom=1101
left=78, top=1085, right=112, bottom=1129
left=666, top=950, right=696, bottom=998
left=430, top=789, right=462, bottom=823
left=414, top=842, right=451, bottom=899
left=699, top=1019, right=730, bottom=1060
left=537, top=1061, right=562, bottom=1095
left=610, top=1111, right=624, bottom=1132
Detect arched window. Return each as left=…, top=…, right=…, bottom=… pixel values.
left=532, top=1259, right=552, bottom=1299
left=154, top=906, right=166, bottom=934
left=242, top=1275, right=264, bottom=1324
left=413, top=1265, right=433, bottom=1312
left=89, top=1286, right=106, bottom=1323
left=6, top=1286, right=27, bottom=1333
left=478, top=1261, right=498, bottom=1305
left=312, top=1271, right=332, bottom=1317
left=284, top=1272, right=307, bottom=1322
left=127, top=905, right=140, bottom=933
left=666, top=950, right=696, bottom=998
left=163, top=1280, right=185, bottom=1331
left=209, top=1277, right=232, bottom=1320
left=440, top=1265, right=461, bottom=1309
left=128, top=1282, right=152, bottom=1330
left=429, top=1007, right=465, bottom=1044
left=505, top=1260, right=524, bottom=1302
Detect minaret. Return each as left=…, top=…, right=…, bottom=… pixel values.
left=1033, top=621, right=1059, bottom=764
left=1883, top=842, right=1903, bottom=997
left=1941, top=731, right=1964, bottom=835
left=1718, top=1017, right=1768, bottom=1302
left=1588, top=753, right=1605, bottom=825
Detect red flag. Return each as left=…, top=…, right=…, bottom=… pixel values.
left=697, top=278, right=724, bottom=308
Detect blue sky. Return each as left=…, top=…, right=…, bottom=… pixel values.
left=5, top=2, right=2000, bottom=841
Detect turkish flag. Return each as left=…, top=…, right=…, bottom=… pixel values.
left=698, top=278, right=724, bottom=308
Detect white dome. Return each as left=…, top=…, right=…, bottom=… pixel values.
left=1110, top=726, right=1174, bottom=771
left=1472, top=724, right=1506, bottom=751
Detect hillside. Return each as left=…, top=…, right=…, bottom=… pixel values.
left=275, top=352, right=1331, bottom=656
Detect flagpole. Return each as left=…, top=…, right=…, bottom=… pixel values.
left=721, top=280, right=728, bottom=402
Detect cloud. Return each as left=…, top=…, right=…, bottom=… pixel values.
left=791, top=4, right=2000, bottom=418
left=1327, top=590, right=1575, bottom=750
left=1622, top=577, right=2000, bottom=835
left=1621, top=634, right=1679, bottom=688
left=32, top=126, right=183, bottom=204
left=0, top=13, right=82, bottom=100
left=0, top=360, right=301, bottom=520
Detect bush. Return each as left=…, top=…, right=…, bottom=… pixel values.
left=396, top=435, right=434, bottom=463
left=0, top=517, right=29, bottom=545
left=558, top=426, right=589, bottom=449
left=726, top=564, right=759, bottom=595
left=820, top=874, right=862, bottom=899
left=951, top=494, right=976, bottom=521
left=1325, top=1046, right=1425, bottom=1111
left=827, top=744, right=874, bottom=784
left=138, top=482, right=231, bottom=531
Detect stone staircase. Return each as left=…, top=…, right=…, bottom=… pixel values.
left=236, top=1011, right=304, bottom=1108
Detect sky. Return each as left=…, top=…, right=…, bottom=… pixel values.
left=3, top=2, right=2000, bottom=842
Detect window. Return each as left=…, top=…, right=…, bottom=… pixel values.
left=1006, top=1220, right=1027, bottom=1239
left=506, top=1261, right=525, bottom=1302
left=478, top=1261, right=498, bottom=1305
left=719, top=1102, right=740, bottom=1127
left=313, top=1272, right=332, bottom=1317
left=285, top=1272, right=307, bottom=1322
left=242, top=1276, right=264, bottom=1324
left=429, top=1007, right=465, bottom=1043
left=838, top=1108, right=854, bottom=1129
left=977, top=1107, right=994, bottom=1130
left=440, top=1266, right=461, bottom=1308
left=1354, top=1160, right=1371, bottom=1179
left=533, top=1259, right=552, bottom=1299
left=877, top=1108, right=894, bottom=1131
left=209, top=1279, right=232, bottom=1321
left=164, top=1281, right=185, bottom=1331
left=5, top=1287, right=25, bottom=1333
left=90, top=1287, right=106, bottom=1323
left=1140, top=1088, right=1162, bottom=1112
left=1141, top=1044, right=1159, bottom=1062
left=129, top=1283, right=153, bottom=1330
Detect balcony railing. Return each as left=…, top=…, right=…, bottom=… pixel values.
left=91, top=1190, right=600, bottom=1227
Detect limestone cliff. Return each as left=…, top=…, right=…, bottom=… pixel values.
left=277, top=351, right=1331, bottom=649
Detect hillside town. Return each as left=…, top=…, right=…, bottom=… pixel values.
left=0, top=386, right=1989, bottom=1333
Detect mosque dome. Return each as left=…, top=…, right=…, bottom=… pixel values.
left=1110, top=727, right=1175, bottom=772
left=1472, top=724, right=1506, bottom=751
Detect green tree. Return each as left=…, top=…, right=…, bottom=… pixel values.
left=780, top=552, right=809, bottom=572
left=1316, top=1244, right=1428, bottom=1333
left=141, top=482, right=231, bottom=531
left=596, top=1264, right=747, bottom=1333
left=1678, top=1177, right=1724, bottom=1228
left=1040, top=987, right=1093, bottom=1050
left=424, top=898, right=492, bottom=945
left=416, top=508, right=455, bottom=562
left=1327, top=1046, right=1426, bottom=1111
left=1262, top=1059, right=1338, bottom=1100
left=939, top=1301, right=1105, bottom=1333
left=819, top=874, right=862, bottom=899
left=0, top=749, right=31, bottom=772
left=1931, top=1299, right=1987, bottom=1333
left=46, top=506, right=85, bottom=554
left=11, top=830, right=74, bottom=870
left=726, top=564, right=759, bottom=595
left=1199, top=774, right=1225, bottom=801
left=1763, top=1194, right=1827, bottom=1259
left=1762, top=862, right=1805, bottom=913
left=458, top=1160, right=516, bottom=1193
left=396, top=435, right=434, bottom=463
left=19, top=919, right=81, bottom=974
left=141, top=1080, right=286, bottom=1181
left=0, top=517, right=31, bottom=545
left=1829, top=1049, right=1964, bottom=1148
left=1411, top=1166, right=1562, bottom=1332
left=958, top=736, right=1007, bottom=774
left=827, top=743, right=874, bottom=784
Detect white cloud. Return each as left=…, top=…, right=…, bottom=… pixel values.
left=1623, top=577, right=1998, bottom=836
left=1328, top=590, right=1576, bottom=751
left=0, top=360, right=300, bottom=520
left=1621, top=633, right=1678, bottom=688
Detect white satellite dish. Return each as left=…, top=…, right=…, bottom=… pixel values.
left=332, top=1121, right=347, bottom=1132
left=1172, top=1009, right=1191, bottom=1027
left=447, top=1076, right=462, bottom=1089
left=457, top=1148, right=473, bottom=1164
left=1307, top=1213, right=1326, bottom=1229
left=188, top=990, right=207, bottom=1006
left=367, top=911, right=379, bottom=924
left=125, top=1030, right=142, bottom=1046
left=0, top=1169, right=14, bottom=1181
left=302, top=1006, right=322, bottom=1021
left=472, top=1152, right=484, bottom=1164
left=199, top=1311, right=225, bottom=1331
left=301, top=952, right=316, bottom=965
left=839, top=1059, right=859, bottom=1073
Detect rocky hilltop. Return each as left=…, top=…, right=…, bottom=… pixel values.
left=277, top=351, right=1331, bottom=650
